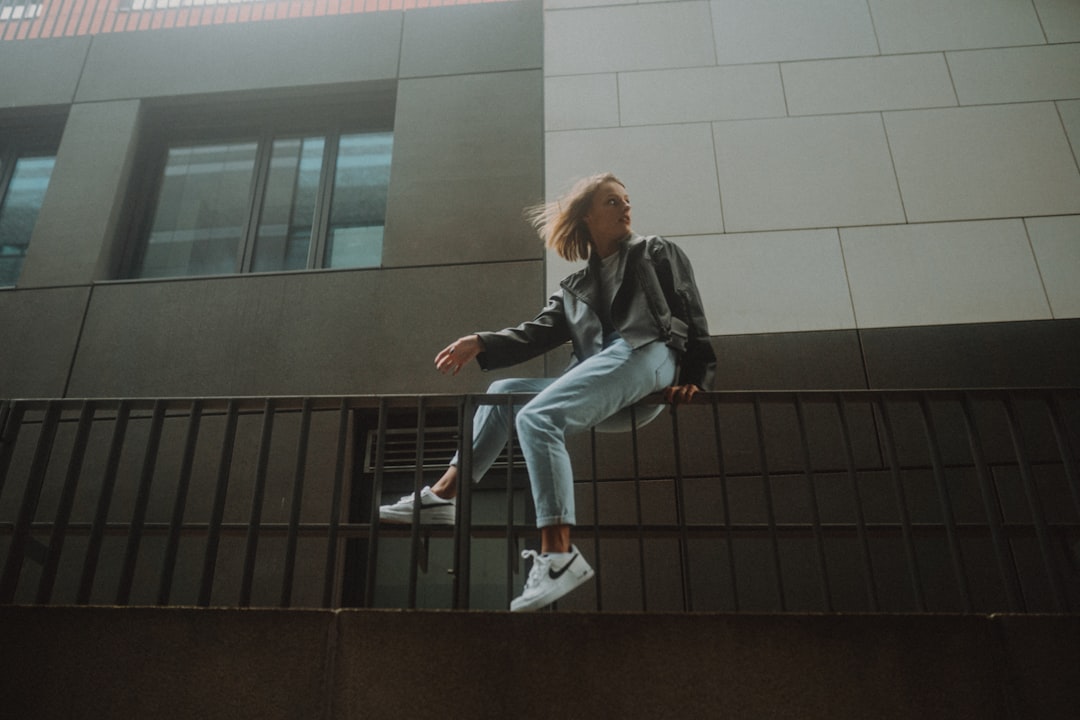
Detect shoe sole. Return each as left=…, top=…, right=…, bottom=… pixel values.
left=378, top=507, right=456, bottom=525
left=510, top=565, right=595, bottom=612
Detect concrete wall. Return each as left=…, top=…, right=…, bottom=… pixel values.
left=2, top=606, right=1078, bottom=719
left=542, top=0, right=1080, bottom=388
left=0, top=0, right=545, bottom=399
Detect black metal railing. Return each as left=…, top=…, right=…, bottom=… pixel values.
left=0, top=0, right=510, bottom=42
left=1, top=389, right=1078, bottom=612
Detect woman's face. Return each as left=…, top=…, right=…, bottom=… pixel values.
left=584, top=181, right=632, bottom=245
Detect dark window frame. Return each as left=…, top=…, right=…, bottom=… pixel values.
left=120, top=86, right=396, bottom=280
left=0, top=117, right=64, bottom=287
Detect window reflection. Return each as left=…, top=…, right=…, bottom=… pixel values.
left=0, top=155, right=56, bottom=286
left=140, top=142, right=258, bottom=278
left=253, top=136, right=325, bottom=273
left=326, top=132, right=392, bottom=269
left=134, top=128, right=391, bottom=279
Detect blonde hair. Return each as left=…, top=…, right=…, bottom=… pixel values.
left=526, top=172, right=625, bottom=262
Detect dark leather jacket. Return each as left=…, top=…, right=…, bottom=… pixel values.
left=477, top=234, right=716, bottom=389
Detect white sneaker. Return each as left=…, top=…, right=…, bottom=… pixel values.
left=378, top=486, right=456, bottom=524
left=510, top=546, right=595, bottom=612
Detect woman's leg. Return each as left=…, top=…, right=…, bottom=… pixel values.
left=432, top=376, right=556, bottom=498
left=515, top=339, right=677, bottom=530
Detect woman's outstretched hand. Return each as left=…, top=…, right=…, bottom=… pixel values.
left=435, top=334, right=484, bottom=376
left=664, top=384, right=702, bottom=405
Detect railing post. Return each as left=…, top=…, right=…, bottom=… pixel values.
left=407, top=396, right=427, bottom=610
left=1003, top=392, right=1068, bottom=611
left=160, top=399, right=203, bottom=606
left=916, top=394, right=972, bottom=612
left=36, top=401, right=96, bottom=605
left=752, top=395, right=785, bottom=611
left=453, top=395, right=476, bottom=610
left=239, top=398, right=276, bottom=608
left=875, top=394, right=926, bottom=612
left=280, top=397, right=311, bottom=608
left=0, top=402, right=62, bottom=604
left=78, top=400, right=131, bottom=605
left=0, top=401, right=27, bottom=504
left=794, top=395, right=832, bottom=612
left=710, top=397, right=739, bottom=612
left=669, top=403, right=693, bottom=612
left=959, top=392, right=1023, bottom=612
left=199, top=399, right=239, bottom=607
left=117, top=399, right=167, bottom=606
left=835, top=394, right=879, bottom=611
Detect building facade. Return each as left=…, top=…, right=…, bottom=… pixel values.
left=1, top=0, right=1079, bottom=613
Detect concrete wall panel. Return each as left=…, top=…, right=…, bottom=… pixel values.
left=73, top=13, right=402, bottom=103
left=841, top=220, right=1051, bottom=329
left=711, top=0, right=878, bottom=65
left=382, top=71, right=544, bottom=268
left=400, top=0, right=541, bottom=78
left=782, top=54, right=957, bottom=116
left=65, top=262, right=546, bottom=398
left=868, top=0, right=1045, bottom=53
left=0, top=286, right=88, bottom=398
left=545, top=1, right=716, bottom=75
left=885, top=104, right=1080, bottom=223
left=18, top=100, right=140, bottom=288
left=0, top=37, right=90, bottom=110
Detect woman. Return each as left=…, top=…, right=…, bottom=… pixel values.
left=380, top=173, right=716, bottom=611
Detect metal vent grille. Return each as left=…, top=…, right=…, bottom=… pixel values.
left=363, top=426, right=524, bottom=474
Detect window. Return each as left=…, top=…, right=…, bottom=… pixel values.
left=0, top=133, right=58, bottom=286
left=0, top=1, right=43, bottom=22
left=123, top=0, right=269, bottom=9
left=126, top=94, right=393, bottom=279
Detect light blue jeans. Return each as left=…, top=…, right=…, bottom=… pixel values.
left=453, top=337, right=677, bottom=528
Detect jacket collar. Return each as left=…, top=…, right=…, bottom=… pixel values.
left=561, top=233, right=643, bottom=300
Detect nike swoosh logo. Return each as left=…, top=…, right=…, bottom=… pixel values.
left=549, top=553, right=579, bottom=580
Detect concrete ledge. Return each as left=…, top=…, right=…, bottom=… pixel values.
left=1, top=607, right=1076, bottom=719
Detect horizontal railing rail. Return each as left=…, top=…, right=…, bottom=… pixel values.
left=1, top=388, right=1078, bottom=613
left=0, top=0, right=511, bottom=41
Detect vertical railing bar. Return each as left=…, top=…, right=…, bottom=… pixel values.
left=1003, top=392, right=1068, bottom=611
left=0, top=402, right=27, bottom=501
left=77, top=400, right=130, bottom=605
left=960, top=392, right=1024, bottom=612
left=1046, top=392, right=1080, bottom=523
left=589, top=426, right=603, bottom=612
left=198, top=399, right=239, bottom=607
left=325, top=398, right=349, bottom=609
left=630, top=404, right=648, bottom=611
left=361, top=399, right=387, bottom=608
left=159, top=399, right=202, bottom=606
left=504, top=395, right=516, bottom=611
left=835, top=395, right=879, bottom=611
left=917, top=394, right=972, bottom=612
left=752, top=396, right=785, bottom=611
left=116, top=399, right=167, bottom=605
left=875, top=394, right=926, bottom=611
left=36, top=402, right=96, bottom=605
left=794, top=395, right=833, bottom=612
left=669, top=405, right=692, bottom=612
left=0, top=402, right=62, bottom=603
left=280, top=397, right=312, bottom=608
left=239, top=398, right=276, bottom=607
left=407, top=396, right=427, bottom=609
left=453, top=395, right=475, bottom=610
left=710, top=398, right=738, bottom=612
